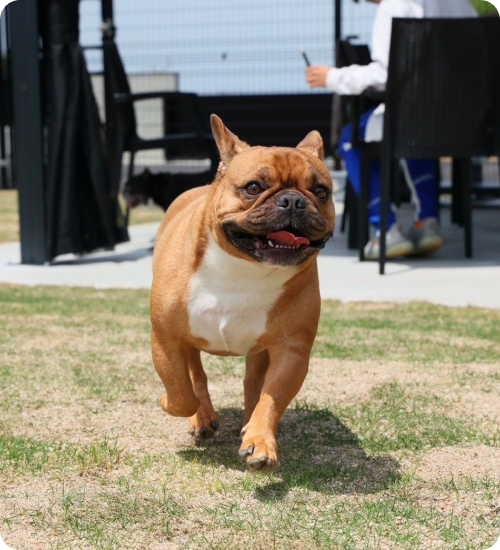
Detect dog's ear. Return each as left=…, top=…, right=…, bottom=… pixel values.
left=210, top=114, right=249, bottom=169
left=296, top=131, right=324, bottom=161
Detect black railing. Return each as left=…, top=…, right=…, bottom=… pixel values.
left=0, top=6, right=13, bottom=189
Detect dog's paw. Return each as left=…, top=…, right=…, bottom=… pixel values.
left=188, top=407, right=220, bottom=445
left=239, top=434, right=278, bottom=473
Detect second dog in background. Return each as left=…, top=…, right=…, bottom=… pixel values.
left=122, top=167, right=217, bottom=211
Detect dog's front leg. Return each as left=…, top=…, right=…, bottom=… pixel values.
left=239, top=342, right=310, bottom=472
left=243, top=350, right=270, bottom=425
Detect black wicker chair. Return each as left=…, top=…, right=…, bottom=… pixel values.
left=374, top=17, right=500, bottom=274
left=102, top=39, right=217, bottom=199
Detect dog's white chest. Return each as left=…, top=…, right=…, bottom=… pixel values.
left=188, top=237, right=295, bottom=356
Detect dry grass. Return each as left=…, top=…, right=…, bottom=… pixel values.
left=122, top=199, right=165, bottom=226
left=0, top=190, right=163, bottom=244
left=1, top=285, right=500, bottom=549
left=0, top=190, right=20, bottom=243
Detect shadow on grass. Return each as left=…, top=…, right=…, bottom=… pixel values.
left=177, top=406, right=401, bottom=499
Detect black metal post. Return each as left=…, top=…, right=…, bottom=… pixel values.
left=101, top=0, right=114, bottom=30
left=0, top=9, right=10, bottom=188
left=460, top=159, right=473, bottom=259
left=331, top=0, right=343, bottom=171
left=101, top=0, right=116, bottom=154
left=0, top=127, right=6, bottom=189
left=101, top=0, right=121, bottom=186
left=9, top=0, right=48, bottom=264
left=335, top=0, right=342, bottom=48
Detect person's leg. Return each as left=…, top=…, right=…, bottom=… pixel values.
left=401, top=159, right=443, bottom=255
left=400, top=159, right=439, bottom=222
left=339, top=112, right=414, bottom=260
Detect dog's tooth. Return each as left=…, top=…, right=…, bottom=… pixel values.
left=268, top=240, right=274, bottom=248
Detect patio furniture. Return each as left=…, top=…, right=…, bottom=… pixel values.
left=199, top=94, right=332, bottom=151
left=102, top=39, right=217, bottom=202
left=357, top=17, right=500, bottom=274
left=333, top=39, right=380, bottom=251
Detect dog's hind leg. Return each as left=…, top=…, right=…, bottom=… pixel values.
left=152, top=330, right=199, bottom=418
left=243, top=350, right=270, bottom=425
left=186, top=348, right=220, bottom=443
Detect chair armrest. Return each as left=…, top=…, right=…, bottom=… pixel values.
left=343, top=89, right=385, bottom=147
left=114, top=91, right=195, bottom=104
left=362, top=88, right=386, bottom=102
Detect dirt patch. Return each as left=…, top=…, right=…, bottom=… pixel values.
left=0, top=476, right=183, bottom=550
left=415, top=445, right=500, bottom=483
left=336, top=302, right=401, bottom=311
left=446, top=391, right=500, bottom=423
left=6, top=355, right=500, bottom=457
left=300, top=359, right=500, bottom=420
left=7, top=351, right=245, bottom=453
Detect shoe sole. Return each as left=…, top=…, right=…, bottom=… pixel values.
left=411, top=236, right=444, bottom=257
left=365, top=241, right=414, bottom=261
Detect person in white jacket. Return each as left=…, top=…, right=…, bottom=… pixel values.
left=306, top=0, right=478, bottom=260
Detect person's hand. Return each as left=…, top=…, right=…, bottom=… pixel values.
left=306, top=65, right=330, bottom=89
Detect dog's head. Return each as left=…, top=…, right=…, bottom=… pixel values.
left=209, top=115, right=335, bottom=268
left=122, top=169, right=153, bottom=208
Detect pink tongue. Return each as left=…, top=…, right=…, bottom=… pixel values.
left=267, top=231, right=310, bottom=247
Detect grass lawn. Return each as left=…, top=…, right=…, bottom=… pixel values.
left=0, top=191, right=20, bottom=244
left=0, top=285, right=500, bottom=549
left=0, top=190, right=163, bottom=244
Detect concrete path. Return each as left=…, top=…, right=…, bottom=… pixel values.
left=0, top=206, right=499, bottom=309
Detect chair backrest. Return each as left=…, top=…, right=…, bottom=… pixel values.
left=199, top=94, right=333, bottom=152
left=336, top=40, right=372, bottom=68
left=102, top=39, right=137, bottom=141
left=385, top=18, right=500, bottom=159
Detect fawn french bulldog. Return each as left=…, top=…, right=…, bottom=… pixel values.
left=151, top=115, right=335, bottom=472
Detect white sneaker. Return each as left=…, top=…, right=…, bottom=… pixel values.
left=364, top=224, right=414, bottom=261
left=406, top=218, right=444, bottom=256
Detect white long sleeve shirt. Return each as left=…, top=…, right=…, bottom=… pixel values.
left=326, top=0, right=478, bottom=95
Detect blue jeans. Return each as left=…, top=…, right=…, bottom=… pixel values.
left=339, top=108, right=439, bottom=229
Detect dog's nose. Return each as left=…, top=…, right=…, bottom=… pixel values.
left=275, top=192, right=306, bottom=212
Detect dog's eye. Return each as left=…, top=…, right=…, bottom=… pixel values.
left=313, top=185, right=329, bottom=201
left=244, top=181, right=264, bottom=196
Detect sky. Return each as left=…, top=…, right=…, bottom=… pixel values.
left=79, top=0, right=378, bottom=95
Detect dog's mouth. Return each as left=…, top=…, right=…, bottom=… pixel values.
left=125, top=196, right=143, bottom=209
left=253, top=230, right=310, bottom=250
left=223, top=223, right=330, bottom=266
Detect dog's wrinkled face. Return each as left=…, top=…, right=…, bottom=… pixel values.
left=210, top=115, right=335, bottom=268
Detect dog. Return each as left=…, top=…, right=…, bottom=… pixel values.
left=122, top=167, right=216, bottom=211
left=150, top=115, right=335, bottom=472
